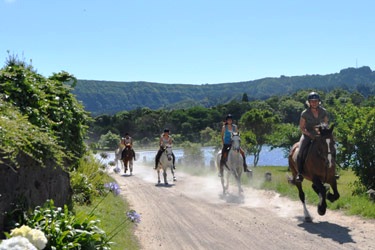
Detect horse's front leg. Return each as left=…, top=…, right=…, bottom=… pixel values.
left=295, top=182, right=312, bottom=222
left=327, top=178, right=340, bottom=202
left=225, top=172, right=230, bottom=193
left=220, top=175, right=226, bottom=195
left=163, top=169, right=168, bottom=185
left=123, top=160, right=128, bottom=173
left=312, top=177, right=327, bottom=216
left=157, top=169, right=161, bottom=184
left=171, top=166, right=176, bottom=181
left=129, top=160, right=133, bottom=175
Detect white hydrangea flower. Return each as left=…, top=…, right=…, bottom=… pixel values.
left=0, top=236, right=37, bottom=250
left=10, top=225, right=32, bottom=237
left=9, top=225, right=47, bottom=250
left=28, top=229, right=48, bottom=250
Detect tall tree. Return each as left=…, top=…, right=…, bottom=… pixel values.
left=240, top=109, right=279, bottom=166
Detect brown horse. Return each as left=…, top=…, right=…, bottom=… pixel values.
left=288, top=124, right=340, bottom=222
left=122, top=144, right=134, bottom=175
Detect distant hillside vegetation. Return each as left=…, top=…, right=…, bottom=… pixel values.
left=71, top=66, right=375, bottom=116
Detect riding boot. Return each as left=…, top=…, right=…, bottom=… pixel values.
left=296, top=155, right=304, bottom=182
left=242, top=155, right=252, bottom=172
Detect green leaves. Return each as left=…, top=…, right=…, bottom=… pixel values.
left=0, top=59, right=91, bottom=167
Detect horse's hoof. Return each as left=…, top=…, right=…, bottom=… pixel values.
left=173, top=177, right=177, bottom=181
left=165, top=182, right=169, bottom=185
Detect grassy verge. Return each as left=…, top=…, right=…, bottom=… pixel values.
left=242, top=166, right=375, bottom=219
left=74, top=186, right=140, bottom=250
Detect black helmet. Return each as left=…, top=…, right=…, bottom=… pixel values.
left=164, top=128, right=170, bottom=133
left=226, top=114, right=233, bottom=120
left=308, top=92, right=320, bottom=101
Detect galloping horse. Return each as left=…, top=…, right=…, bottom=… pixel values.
left=122, top=143, right=134, bottom=175
left=216, top=132, right=244, bottom=196
left=288, top=124, right=340, bottom=221
left=156, top=145, right=176, bottom=185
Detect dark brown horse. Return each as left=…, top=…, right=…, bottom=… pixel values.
left=122, top=144, right=134, bottom=175
left=288, top=124, right=340, bottom=222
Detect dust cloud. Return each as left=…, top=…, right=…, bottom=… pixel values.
left=112, top=159, right=303, bottom=221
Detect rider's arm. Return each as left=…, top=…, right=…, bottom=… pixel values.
left=300, top=117, right=313, bottom=138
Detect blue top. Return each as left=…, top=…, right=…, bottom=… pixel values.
left=223, top=124, right=237, bottom=144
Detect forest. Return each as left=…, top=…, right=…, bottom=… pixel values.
left=72, top=66, right=375, bottom=115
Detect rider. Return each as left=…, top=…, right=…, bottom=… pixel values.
left=295, top=92, right=329, bottom=182
left=154, top=128, right=176, bottom=170
left=121, top=133, right=136, bottom=161
left=219, top=114, right=251, bottom=177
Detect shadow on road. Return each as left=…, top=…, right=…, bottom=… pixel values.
left=120, top=174, right=133, bottom=177
left=298, top=221, right=355, bottom=244
left=155, top=183, right=176, bottom=188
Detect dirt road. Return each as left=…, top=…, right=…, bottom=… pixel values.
left=110, top=164, right=375, bottom=250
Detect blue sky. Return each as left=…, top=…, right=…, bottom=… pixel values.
left=1, top=0, right=374, bottom=84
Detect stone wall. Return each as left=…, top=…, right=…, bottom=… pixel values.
left=0, top=153, right=72, bottom=234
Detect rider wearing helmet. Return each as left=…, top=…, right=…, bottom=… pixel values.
left=121, top=133, right=136, bottom=161
left=154, top=128, right=176, bottom=169
left=296, top=92, right=329, bottom=182
left=219, top=114, right=251, bottom=177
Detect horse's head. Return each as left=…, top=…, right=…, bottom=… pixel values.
left=315, top=124, right=336, bottom=168
left=164, top=145, right=173, bottom=161
left=231, top=132, right=241, bottom=151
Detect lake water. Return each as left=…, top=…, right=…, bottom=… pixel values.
left=98, top=145, right=288, bottom=167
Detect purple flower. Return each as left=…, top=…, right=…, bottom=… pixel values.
left=126, top=210, right=141, bottom=223
left=104, top=182, right=120, bottom=196
left=113, top=167, right=120, bottom=174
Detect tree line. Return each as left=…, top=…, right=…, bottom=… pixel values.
left=72, top=66, right=375, bottom=115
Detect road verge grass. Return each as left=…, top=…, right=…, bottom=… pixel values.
left=74, top=185, right=140, bottom=250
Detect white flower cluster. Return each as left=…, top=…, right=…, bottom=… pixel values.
left=0, top=236, right=37, bottom=250
left=0, top=225, right=47, bottom=250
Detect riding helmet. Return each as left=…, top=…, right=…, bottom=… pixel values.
left=308, top=92, right=320, bottom=101
left=164, top=128, right=170, bottom=133
left=226, top=114, right=233, bottom=120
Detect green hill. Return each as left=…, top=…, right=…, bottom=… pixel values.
left=72, top=66, right=375, bottom=116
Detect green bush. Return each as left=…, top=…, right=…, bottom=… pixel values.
left=24, top=200, right=111, bottom=250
